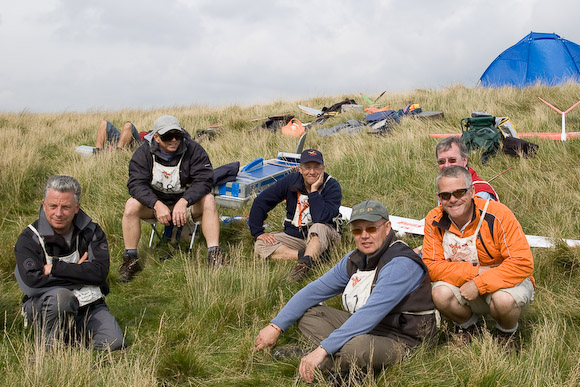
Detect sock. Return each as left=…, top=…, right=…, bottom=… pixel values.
left=496, top=322, right=518, bottom=334
left=297, top=255, right=313, bottom=267
left=208, top=246, right=220, bottom=252
left=125, top=249, right=138, bottom=259
left=457, top=313, right=479, bottom=329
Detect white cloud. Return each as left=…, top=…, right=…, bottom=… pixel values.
left=0, top=0, right=579, bottom=112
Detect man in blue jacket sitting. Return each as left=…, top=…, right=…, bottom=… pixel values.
left=255, top=200, right=437, bottom=383
left=248, top=149, right=342, bottom=281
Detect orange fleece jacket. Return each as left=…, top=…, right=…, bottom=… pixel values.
left=422, top=197, right=535, bottom=294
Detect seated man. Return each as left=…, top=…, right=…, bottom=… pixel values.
left=14, top=176, right=124, bottom=350
left=119, top=115, right=223, bottom=282
left=95, top=119, right=148, bottom=151
left=422, top=166, right=534, bottom=346
left=436, top=137, right=498, bottom=201
left=249, top=149, right=342, bottom=281
left=255, top=200, right=437, bottom=383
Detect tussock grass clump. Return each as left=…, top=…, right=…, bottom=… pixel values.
left=2, top=84, right=580, bottom=385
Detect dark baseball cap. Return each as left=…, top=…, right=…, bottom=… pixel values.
left=348, top=200, right=390, bottom=224
left=300, top=149, right=324, bottom=165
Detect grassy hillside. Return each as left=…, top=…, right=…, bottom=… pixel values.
left=1, top=84, right=580, bottom=386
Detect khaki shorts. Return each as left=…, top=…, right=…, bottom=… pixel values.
left=432, top=277, right=534, bottom=315
left=254, top=223, right=340, bottom=259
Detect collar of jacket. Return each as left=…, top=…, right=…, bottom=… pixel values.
left=432, top=199, right=478, bottom=234
left=36, top=205, right=92, bottom=245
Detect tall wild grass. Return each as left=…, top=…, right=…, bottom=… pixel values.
left=1, top=84, right=580, bottom=385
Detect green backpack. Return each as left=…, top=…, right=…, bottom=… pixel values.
left=460, top=114, right=501, bottom=164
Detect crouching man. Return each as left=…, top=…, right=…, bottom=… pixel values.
left=422, top=166, right=534, bottom=347
left=14, top=176, right=124, bottom=350
left=255, top=200, right=436, bottom=383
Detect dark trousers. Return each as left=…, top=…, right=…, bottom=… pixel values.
left=23, top=288, right=125, bottom=351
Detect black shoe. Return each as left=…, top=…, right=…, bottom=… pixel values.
left=289, top=261, right=310, bottom=281
left=272, top=346, right=307, bottom=360
left=119, top=254, right=141, bottom=282
left=207, top=246, right=226, bottom=267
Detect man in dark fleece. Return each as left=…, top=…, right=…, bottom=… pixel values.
left=248, top=148, right=342, bottom=281
left=14, top=175, right=124, bottom=350
left=119, top=115, right=223, bottom=282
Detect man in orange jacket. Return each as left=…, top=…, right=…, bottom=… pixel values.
left=422, top=166, right=534, bottom=346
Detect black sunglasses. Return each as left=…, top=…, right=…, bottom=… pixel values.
left=437, top=187, right=471, bottom=201
left=160, top=131, right=183, bottom=142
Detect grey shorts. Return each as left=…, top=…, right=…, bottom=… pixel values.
left=432, top=277, right=534, bottom=315
left=254, top=223, right=340, bottom=259
left=105, top=121, right=142, bottom=145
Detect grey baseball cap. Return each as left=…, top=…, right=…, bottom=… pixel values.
left=153, top=115, right=184, bottom=135
left=348, top=200, right=390, bottom=224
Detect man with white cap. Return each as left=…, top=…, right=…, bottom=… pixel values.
left=119, top=115, right=223, bottom=281
left=255, top=200, right=436, bottom=383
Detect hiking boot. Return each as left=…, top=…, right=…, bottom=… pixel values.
left=272, top=346, right=307, bottom=360
left=207, top=246, right=226, bottom=267
left=452, top=323, right=480, bottom=345
left=494, top=330, right=520, bottom=353
left=118, top=254, right=142, bottom=282
left=289, top=262, right=310, bottom=281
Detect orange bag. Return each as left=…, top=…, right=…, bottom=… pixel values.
left=281, top=118, right=305, bottom=137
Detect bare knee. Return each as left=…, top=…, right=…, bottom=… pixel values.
left=431, top=285, right=456, bottom=309
left=490, top=291, right=517, bottom=315
left=202, top=194, right=216, bottom=211
left=124, top=198, right=145, bottom=219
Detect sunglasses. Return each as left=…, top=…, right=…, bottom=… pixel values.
left=437, top=157, right=459, bottom=165
left=160, top=131, right=183, bottom=142
left=350, top=220, right=387, bottom=236
left=437, top=187, right=471, bottom=201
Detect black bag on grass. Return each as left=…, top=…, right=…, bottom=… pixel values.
left=502, top=137, right=539, bottom=158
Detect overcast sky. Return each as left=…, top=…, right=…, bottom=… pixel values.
left=1, top=0, right=579, bottom=113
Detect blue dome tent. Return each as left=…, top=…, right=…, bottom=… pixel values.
left=479, top=32, right=580, bottom=87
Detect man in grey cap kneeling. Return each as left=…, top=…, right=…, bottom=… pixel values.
left=255, top=200, right=437, bottom=383
left=119, top=115, right=224, bottom=281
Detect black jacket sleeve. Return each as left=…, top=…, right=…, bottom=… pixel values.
left=15, top=229, right=71, bottom=289
left=50, top=224, right=110, bottom=285
left=127, top=144, right=158, bottom=208
left=181, top=140, right=214, bottom=206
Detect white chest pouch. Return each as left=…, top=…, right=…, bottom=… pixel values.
left=28, top=225, right=104, bottom=307
left=151, top=153, right=186, bottom=194
left=342, top=268, right=377, bottom=314
left=442, top=199, right=490, bottom=266
left=290, top=193, right=312, bottom=227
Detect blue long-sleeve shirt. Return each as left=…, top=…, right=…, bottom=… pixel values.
left=271, top=252, right=424, bottom=354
